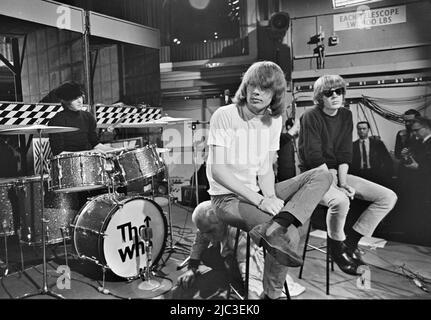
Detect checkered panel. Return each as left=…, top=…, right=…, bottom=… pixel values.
left=95, top=104, right=162, bottom=125
left=0, top=103, right=63, bottom=126
left=0, top=102, right=162, bottom=127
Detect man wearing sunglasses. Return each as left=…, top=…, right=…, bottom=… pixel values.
left=298, top=75, right=398, bottom=276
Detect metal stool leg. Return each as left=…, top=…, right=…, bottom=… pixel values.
left=228, top=229, right=250, bottom=300
left=298, top=221, right=312, bottom=279
left=326, top=233, right=330, bottom=295
left=283, top=281, right=291, bottom=300
left=245, top=233, right=250, bottom=299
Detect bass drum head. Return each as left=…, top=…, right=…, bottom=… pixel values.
left=103, top=197, right=167, bottom=279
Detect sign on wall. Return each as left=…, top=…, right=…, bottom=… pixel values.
left=333, top=5, right=406, bottom=31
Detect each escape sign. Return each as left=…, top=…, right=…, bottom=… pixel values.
left=333, top=5, right=406, bottom=31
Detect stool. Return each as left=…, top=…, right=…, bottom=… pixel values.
left=298, top=205, right=334, bottom=295
left=227, top=228, right=291, bottom=300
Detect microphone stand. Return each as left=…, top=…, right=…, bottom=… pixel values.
left=175, top=120, right=208, bottom=271
left=138, top=226, right=160, bottom=290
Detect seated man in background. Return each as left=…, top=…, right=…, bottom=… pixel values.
left=351, top=121, right=393, bottom=187
left=177, top=201, right=306, bottom=299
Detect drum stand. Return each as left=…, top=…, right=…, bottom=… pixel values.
left=0, top=227, right=10, bottom=277
left=17, top=128, right=64, bottom=299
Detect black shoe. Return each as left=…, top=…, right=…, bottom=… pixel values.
left=249, top=221, right=303, bottom=267
left=346, top=246, right=367, bottom=266
left=327, top=238, right=361, bottom=276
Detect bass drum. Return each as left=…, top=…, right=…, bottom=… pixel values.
left=72, top=195, right=167, bottom=279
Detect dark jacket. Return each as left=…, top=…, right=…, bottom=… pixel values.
left=351, top=137, right=393, bottom=179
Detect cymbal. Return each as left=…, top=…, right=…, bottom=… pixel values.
left=0, top=124, right=79, bottom=135
left=116, top=121, right=169, bottom=128
left=154, top=116, right=192, bottom=123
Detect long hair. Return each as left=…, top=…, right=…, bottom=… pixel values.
left=233, top=61, right=287, bottom=117
left=313, top=75, right=347, bottom=107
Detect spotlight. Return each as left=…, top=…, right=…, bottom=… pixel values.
left=328, top=35, right=339, bottom=46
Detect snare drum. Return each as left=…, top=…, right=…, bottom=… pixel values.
left=50, top=152, right=109, bottom=192
left=0, top=178, right=19, bottom=236
left=109, top=144, right=165, bottom=186
left=15, top=175, right=81, bottom=244
left=72, top=195, right=167, bottom=279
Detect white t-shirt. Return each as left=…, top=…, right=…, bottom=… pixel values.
left=206, top=104, right=282, bottom=195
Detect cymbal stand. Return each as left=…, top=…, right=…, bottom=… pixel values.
left=177, top=121, right=208, bottom=269
left=161, top=161, right=189, bottom=256
left=18, top=128, right=64, bottom=299
left=60, top=228, right=69, bottom=270
left=191, top=122, right=200, bottom=206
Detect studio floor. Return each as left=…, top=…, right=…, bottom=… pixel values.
left=0, top=202, right=430, bottom=300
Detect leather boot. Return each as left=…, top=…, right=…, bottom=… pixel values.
left=346, top=245, right=367, bottom=266
left=249, top=220, right=303, bottom=267
left=327, top=237, right=361, bottom=276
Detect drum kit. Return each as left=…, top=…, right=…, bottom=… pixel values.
left=0, top=119, right=191, bottom=298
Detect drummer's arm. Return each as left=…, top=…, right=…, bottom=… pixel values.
left=87, top=112, right=101, bottom=150
left=48, top=119, right=64, bottom=156
left=93, top=143, right=114, bottom=153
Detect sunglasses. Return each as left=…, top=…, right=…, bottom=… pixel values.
left=411, top=127, right=423, bottom=133
left=322, top=87, right=345, bottom=98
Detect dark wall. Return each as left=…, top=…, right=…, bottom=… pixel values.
left=20, top=27, right=120, bottom=104
left=123, top=44, right=161, bottom=106
left=58, top=0, right=162, bottom=28
left=20, top=28, right=85, bottom=103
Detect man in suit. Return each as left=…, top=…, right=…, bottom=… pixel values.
left=400, top=116, right=431, bottom=245
left=394, top=109, right=421, bottom=165
left=221, top=89, right=233, bottom=105
left=351, top=121, right=393, bottom=187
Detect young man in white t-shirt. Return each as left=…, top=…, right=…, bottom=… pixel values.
left=206, top=61, right=332, bottom=299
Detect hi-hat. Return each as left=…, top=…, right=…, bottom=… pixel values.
left=154, top=116, right=192, bottom=124
left=0, top=124, right=79, bottom=135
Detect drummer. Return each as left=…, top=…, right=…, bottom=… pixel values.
left=48, top=81, right=112, bottom=156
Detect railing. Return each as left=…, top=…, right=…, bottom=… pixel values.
left=160, top=37, right=248, bottom=63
